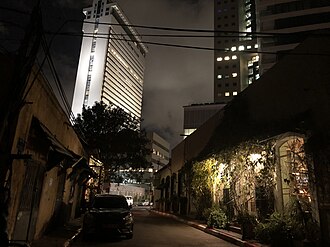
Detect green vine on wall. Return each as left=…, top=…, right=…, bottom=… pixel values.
left=190, top=140, right=276, bottom=219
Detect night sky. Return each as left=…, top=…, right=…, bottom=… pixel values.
left=0, top=0, right=214, bottom=148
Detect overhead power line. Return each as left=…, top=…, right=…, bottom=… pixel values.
left=43, top=31, right=330, bottom=57
left=2, top=6, right=330, bottom=57
left=82, top=20, right=310, bottom=37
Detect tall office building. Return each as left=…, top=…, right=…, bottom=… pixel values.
left=214, top=1, right=330, bottom=103
left=146, top=132, right=170, bottom=172
left=257, top=0, right=330, bottom=75
left=72, top=0, right=148, bottom=119
left=214, top=0, right=260, bottom=103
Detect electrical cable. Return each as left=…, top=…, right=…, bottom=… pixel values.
left=39, top=34, right=87, bottom=141
left=2, top=5, right=330, bottom=38
left=43, top=31, right=330, bottom=57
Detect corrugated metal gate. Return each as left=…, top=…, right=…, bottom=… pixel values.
left=12, top=160, right=44, bottom=242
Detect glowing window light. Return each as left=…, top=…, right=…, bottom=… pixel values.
left=254, top=44, right=259, bottom=48
left=238, top=45, right=245, bottom=51
left=217, top=57, right=223, bottom=61
left=231, top=46, right=237, bottom=51
left=247, top=45, right=252, bottom=49
left=232, top=55, right=237, bottom=60
left=225, top=92, right=230, bottom=96
left=224, top=56, right=230, bottom=60
left=217, top=75, right=222, bottom=79
left=233, top=91, right=238, bottom=96
left=232, top=73, right=237, bottom=77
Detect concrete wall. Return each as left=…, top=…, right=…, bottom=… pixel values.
left=8, top=67, right=87, bottom=241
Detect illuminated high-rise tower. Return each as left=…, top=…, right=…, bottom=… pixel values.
left=72, top=0, right=148, bottom=119
left=214, top=0, right=260, bottom=103
left=257, top=0, right=330, bottom=75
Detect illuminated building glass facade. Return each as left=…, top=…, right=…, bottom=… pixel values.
left=72, top=0, right=148, bottom=120
left=214, top=0, right=259, bottom=103
left=257, top=0, right=330, bottom=74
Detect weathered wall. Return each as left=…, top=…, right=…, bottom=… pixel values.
left=8, top=67, right=86, bottom=241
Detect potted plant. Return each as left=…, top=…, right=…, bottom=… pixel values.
left=237, top=211, right=257, bottom=240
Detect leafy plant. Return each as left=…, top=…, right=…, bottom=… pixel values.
left=255, top=204, right=321, bottom=247
left=236, top=211, right=257, bottom=225
left=236, top=211, right=258, bottom=240
left=206, top=206, right=229, bottom=229
left=255, top=212, right=292, bottom=246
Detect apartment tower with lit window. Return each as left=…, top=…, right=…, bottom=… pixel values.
left=72, top=0, right=148, bottom=119
left=214, top=0, right=260, bottom=103
left=257, top=0, right=330, bottom=75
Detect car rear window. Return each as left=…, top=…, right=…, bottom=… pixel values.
left=93, top=196, right=128, bottom=209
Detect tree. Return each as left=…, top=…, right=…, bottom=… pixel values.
left=74, top=102, right=151, bottom=178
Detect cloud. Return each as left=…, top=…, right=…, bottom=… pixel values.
left=116, top=0, right=214, bottom=148
left=2, top=0, right=214, bottom=149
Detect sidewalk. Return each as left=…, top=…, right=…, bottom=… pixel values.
left=151, top=210, right=267, bottom=247
left=30, top=217, right=82, bottom=247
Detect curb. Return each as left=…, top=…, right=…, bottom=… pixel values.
left=151, top=210, right=263, bottom=247
left=63, top=228, right=82, bottom=247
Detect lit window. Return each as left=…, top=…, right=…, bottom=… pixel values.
left=231, top=46, right=237, bottom=51
left=224, top=56, right=230, bottom=60
left=232, top=55, right=237, bottom=60
left=238, top=45, right=244, bottom=51
left=217, top=57, right=223, bottom=61
left=247, top=45, right=251, bottom=49
left=248, top=78, right=253, bottom=84
left=246, top=27, right=251, bottom=32
left=225, top=92, right=230, bottom=96
left=254, top=44, right=259, bottom=48
left=217, top=75, right=222, bottom=79
left=256, top=74, right=260, bottom=79
left=232, top=73, right=237, bottom=77
left=233, top=91, right=238, bottom=96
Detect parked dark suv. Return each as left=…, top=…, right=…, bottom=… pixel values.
left=82, top=194, right=133, bottom=240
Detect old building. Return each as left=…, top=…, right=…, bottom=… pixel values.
left=2, top=62, right=93, bottom=243
left=156, top=32, right=330, bottom=245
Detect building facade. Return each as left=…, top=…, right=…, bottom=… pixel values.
left=72, top=0, right=148, bottom=119
left=257, top=0, right=330, bottom=74
left=214, top=0, right=330, bottom=103
left=4, top=64, right=92, bottom=242
left=214, top=0, right=260, bottom=103
left=183, top=103, right=226, bottom=136
left=146, top=132, right=170, bottom=172
left=156, top=35, right=330, bottom=244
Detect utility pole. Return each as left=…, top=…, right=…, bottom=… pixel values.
left=0, top=2, right=42, bottom=245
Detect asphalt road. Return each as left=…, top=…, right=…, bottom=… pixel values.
left=72, top=206, right=236, bottom=247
